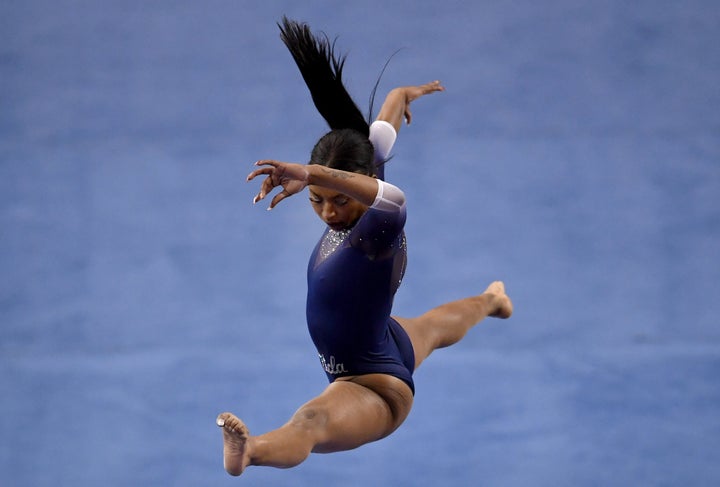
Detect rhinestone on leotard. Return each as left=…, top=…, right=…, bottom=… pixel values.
left=319, top=228, right=351, bottom=260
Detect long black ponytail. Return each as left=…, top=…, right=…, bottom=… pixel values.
left=278, top=16, right=370, bottom=137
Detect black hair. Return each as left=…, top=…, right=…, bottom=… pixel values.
left=278, top=16, right=375, bottom=175
left=309, top=129, right=374, bottom=174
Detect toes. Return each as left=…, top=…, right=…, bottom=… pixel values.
left=217, top=412, right=234, bottom=428
left=217, top=413, right=249, bottom=437
left=485, top=281, right=505, bottom=296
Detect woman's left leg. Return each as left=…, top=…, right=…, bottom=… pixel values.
left=217, top=374, right=413, bottom=476
left=395, top=281, right=513, bottom=370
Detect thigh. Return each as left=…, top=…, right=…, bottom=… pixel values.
left=393, top=315, right=439, bottom=370
left=307, top=376, right=412, bottom=453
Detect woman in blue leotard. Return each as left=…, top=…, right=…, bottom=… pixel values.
left=217, top=17, right=513, bottom=476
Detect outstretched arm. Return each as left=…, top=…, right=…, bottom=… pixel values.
left=247, top=161, right=381, bottom=210
left=376, top=80, right=445, bottom=133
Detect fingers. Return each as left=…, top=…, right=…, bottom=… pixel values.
left=251, top=183, right=266, bottom=205
left=252, top=187, right=265, bottom=205
left=255, top=159, right=281, bottom=167
left=424, top=80, right=445, bottom=93
left=247, top=160, right=280, bottom=204
left=252, top=188, right=276, bottom=209
left=404, top=80, right=445, bottom=107
left=246, top=160, right=279, bottom=182
left=246, top=160, right=308, bottom=209
left=269, top=189, right=290, bottom=209
left=250, top=174, right=276, bottom=205
left=246, top=166, right=274, bottom=182
left=254, top=186, right=291, bottom=210
left=414, top=80, right=444, bottom=98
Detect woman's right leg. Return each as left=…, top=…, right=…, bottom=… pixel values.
left=217, top=374, right=413, bottom=476
left=395, top=281, right=513, bottom=369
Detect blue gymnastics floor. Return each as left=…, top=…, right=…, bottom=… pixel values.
left=2, top=1, right=719, bottom=486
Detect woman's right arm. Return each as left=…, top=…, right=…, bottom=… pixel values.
left=247, top=160, right=383, bottom=210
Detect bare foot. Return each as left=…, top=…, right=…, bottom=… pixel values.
left=216, top=412, right=250, bottom=476
left=484, top=281, right=513, bottom=319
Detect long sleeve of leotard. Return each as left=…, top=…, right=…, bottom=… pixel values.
left=368, top=120, right=404, bottom=211
left=348, top=121, right=406, bottom=259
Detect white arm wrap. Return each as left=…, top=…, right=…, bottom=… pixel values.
left=371, top=179, right=406, bottom=212
left=369, top=120, right=397, bottom=161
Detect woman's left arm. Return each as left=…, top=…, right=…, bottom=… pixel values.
left=376, top=80, right=445, bottom=134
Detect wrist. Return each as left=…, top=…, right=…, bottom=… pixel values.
left=306, top=164, right=322, bottom=185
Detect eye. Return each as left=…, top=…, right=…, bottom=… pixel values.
left=334, top=197, right=349, bottom=206
left=309, top=194, right=322, bottom=204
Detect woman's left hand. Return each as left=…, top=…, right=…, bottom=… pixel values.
left=247, top=160, right=310, bottom=209
left=377, top=80, right=445, bottom=132
left=398, top=80, right=445, bottom=126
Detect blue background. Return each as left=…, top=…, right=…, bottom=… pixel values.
left=2, top=1, right=719, bottom=486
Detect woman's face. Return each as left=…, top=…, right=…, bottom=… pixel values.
left=308, top=185, right=368, bottom=231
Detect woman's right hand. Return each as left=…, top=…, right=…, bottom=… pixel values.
left=246, top=160, right=310, bottom=209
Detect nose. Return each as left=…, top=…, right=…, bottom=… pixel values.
left=321, top=203, right=337, bottom=222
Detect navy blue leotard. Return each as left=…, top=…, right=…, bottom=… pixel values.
left=305, top=121, right=416, bottom=394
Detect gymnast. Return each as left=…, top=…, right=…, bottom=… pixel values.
left=216, top=16, right=513, bottom=476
